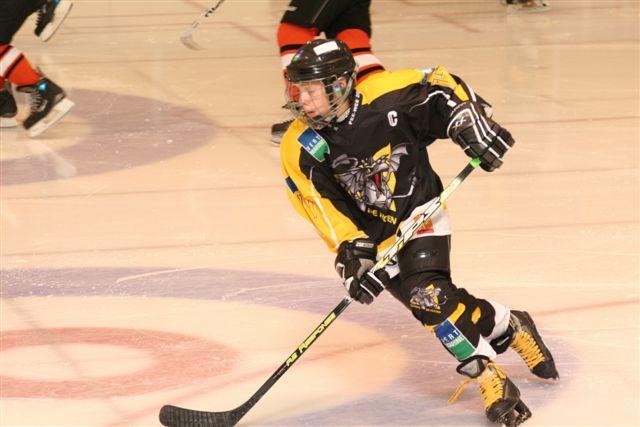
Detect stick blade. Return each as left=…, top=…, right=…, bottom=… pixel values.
left=159, top=404, right=238, bottom=427
left=180, top=33, right=204, bottom=50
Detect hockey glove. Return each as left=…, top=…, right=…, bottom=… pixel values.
left=335, top=239, right=388, bottom=305
left=447, top=101, right=515, bottom=172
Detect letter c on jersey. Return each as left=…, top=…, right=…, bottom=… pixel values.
left=387, top=111, right=398, bottom=127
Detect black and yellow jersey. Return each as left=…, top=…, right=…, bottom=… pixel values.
left=280, top=66, right=477, bottom=252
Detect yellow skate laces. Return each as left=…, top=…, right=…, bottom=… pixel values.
left=511, top=331, right=545, bottom=370
left=448, top=362, right=505, bottom=409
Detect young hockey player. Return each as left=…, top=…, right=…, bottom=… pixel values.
left=280, top=39, right=558, bottom=426
left=271, top=0, right=384, bottom=144
left=0, top=0, right=74, bottom=137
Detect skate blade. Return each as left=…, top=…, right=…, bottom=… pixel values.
left=28, top=98, right=74, bottom=138
left=39, top=1, right=74, bottom=42
left=180, top=34, right=205, bottom=50
left=514, top=400, right=532, bottom=425
left=1, top=117, right=18, bottom=128
left=500, top=410, right=517, bottom=427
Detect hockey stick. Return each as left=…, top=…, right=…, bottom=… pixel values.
left=159, top=157, right=482, bottom=427
left=181, top=0, right=225, bottom=50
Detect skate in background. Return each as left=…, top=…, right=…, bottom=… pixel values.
left=0, top=0, right=74, bottom=137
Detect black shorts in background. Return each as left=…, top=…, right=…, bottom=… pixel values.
left=281, top=0, right=372, bottom=38
left=0, top=0, right=45, bottom=43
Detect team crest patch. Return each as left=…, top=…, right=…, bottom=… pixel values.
left=297, top=128, right=329, bottom=162
left=410, top=283, right=446, bottom=313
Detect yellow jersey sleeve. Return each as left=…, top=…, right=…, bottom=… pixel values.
left=280, top=120, right=367, bottom=253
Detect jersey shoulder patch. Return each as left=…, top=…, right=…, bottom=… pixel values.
left=281, top=119, right=329, bottom=164
left=297, top=127, right=330, bottom=162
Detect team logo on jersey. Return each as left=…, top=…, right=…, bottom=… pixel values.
left=297, top=128, right=330, bottom=162
left=331, top=143, right=415, bottom=213
left=409, top=283, right=447, bottom=313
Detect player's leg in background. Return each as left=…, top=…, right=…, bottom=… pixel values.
left=323, top=0, right=385, bottom=84
left=0, top=0, right=74, bottom=137
left=270, top=0, right=323, bottom=144
left=0, top=0, right=41, bottom=129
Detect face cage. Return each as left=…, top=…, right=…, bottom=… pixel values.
left=286, top=72, right=356, bottom=130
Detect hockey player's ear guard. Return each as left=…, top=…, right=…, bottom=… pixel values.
left=286, top=39, right=357, bottom=129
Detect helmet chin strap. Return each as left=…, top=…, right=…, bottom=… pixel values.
left=328, top=75, right=355, bottom=124
left=312, top=88, right=353, bottom=130
left=310, top=102, right=350, bottom=130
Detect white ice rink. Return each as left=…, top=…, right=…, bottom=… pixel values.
left=1, top=0, right=638, bottom=426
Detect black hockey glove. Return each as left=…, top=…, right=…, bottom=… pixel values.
left=447, top=101, right=515, bottom=172
left=335, top=239, right=388, bottom=305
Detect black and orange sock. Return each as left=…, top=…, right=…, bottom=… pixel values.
left=336, top=29, right=384, bottom=83
left=0, top=45, right=41, bottom=87
left=277, top=22, right=318, bottom=79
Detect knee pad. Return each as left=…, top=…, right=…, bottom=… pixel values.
left=398, top=235, right=450, bottom=280
left=400, top=236, right=453, bottom=325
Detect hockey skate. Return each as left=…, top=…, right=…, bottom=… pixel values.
left=18, top=77, right=74, bottom=138
left=507, top=310, right=559, bottom=379
left=449, top=356, right=531, bottom=426
left=501, top=0, right=550, bottom=13
left=271, top=118, right=293, bottom=145
left=0, top=81, right=18, bottom=128
left=35, top=0, right=74, bottom=42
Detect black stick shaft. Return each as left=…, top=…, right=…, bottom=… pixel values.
left=234, top=297, right=352, bottom=421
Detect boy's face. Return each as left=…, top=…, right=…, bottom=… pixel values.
left=296, top=80, right=331, bottom=119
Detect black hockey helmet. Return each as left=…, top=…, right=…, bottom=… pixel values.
left=287, top=39, right=357, bottom=83
left=286, top=39, right=358, bottom=129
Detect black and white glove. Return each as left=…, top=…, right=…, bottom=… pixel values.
left=447, top=101, right=515, bottom=172
left=334, top=239, right=388, bottom=305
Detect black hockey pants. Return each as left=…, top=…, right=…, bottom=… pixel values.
left=386, top=235, right=500, bottom=361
